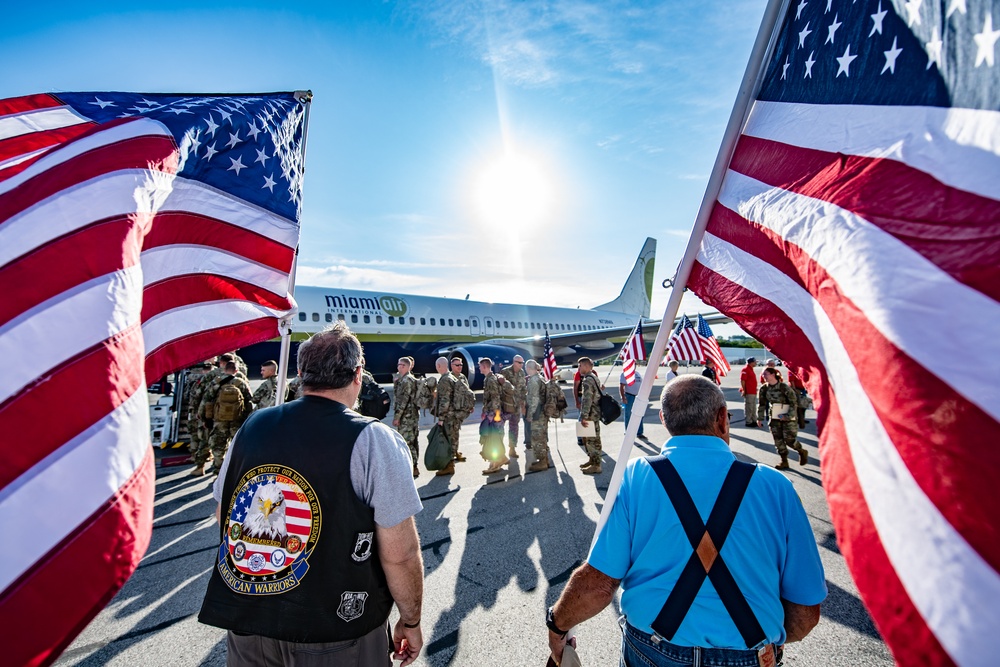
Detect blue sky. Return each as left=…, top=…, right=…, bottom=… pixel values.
left=1, top=0, right=767, bottom=336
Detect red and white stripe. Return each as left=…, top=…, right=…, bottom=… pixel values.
left=620, top=321, right=645, bottom=386
left=700, top=331, right=730, bottom=378
left=543, top=333, right=558, bottom=380
left=0, top=93, right=300, bottom=666
left=690, top=97, right=1000, bottom=666
left=667, top=320, right=701, bottom=363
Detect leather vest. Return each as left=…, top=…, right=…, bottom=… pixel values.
left=199, top=396, right=394, bottom=642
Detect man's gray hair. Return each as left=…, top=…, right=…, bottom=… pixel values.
left=660, top=375, right=727, bottom=435
left=525, top=359, right=539, bottom=371
left=296, top=322, right=363, bottom=391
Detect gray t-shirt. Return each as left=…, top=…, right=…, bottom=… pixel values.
left=619, top=369, right=643, bottom=396
left=213, top=420, right=422, bottom=528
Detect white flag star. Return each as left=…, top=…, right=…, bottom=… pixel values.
left=796, top=0, right=808, bottom=20
left=826, top=14, right=842, bottom=44
left=904, top=0, right=923, bottom=27
left=226, top=131, right=242, bottom=149
left=869, top=2, right=887, bottom=36
left=167, top=107, right=192, bottom=115
left=799, top=21, right=813, bottom=48
left=925, top=31, right=943, bottom=70
left=804, top=51, right=816, bottom=78
left=255, top=147, right=271, bottom=165
left=782, top=56, right=791, bottom=80
left=139, top=98, right=158, bottom=107
left=247, top=120, right=262, bottom=141
left=205, top=143, right=219, bottom=161
left=825, top=0, right=832, bottom=12
left=205, top=115, right=220, bottom=137
left=974, top=13, right=1000, bottom=67
left=263, top=174, right=277, bottom=192
left=90, top=98, right=115, bottom=109
left=882, top=36, right=903, bottom=74
left=836, top=44, right=857, bottom=77
left=946, top=0, right=966, bottom=19
left=217, top=108, right=233, bottom=124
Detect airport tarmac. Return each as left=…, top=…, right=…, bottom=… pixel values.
left=60, top=365, right=893, bottom=666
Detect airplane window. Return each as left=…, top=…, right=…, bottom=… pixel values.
left=502, top=321, right=507, bottom=328
left=338, top=314, right=345, bottom=321
left=517, top=322, right=522, bottom=329
left=448, top=319, right=454, bottom=326
left=325, top=313, right=333, bottom=323
left=400, top=318, right=406, bottom=326
left=312, top=313, right=319, bottom=322
left=364, top=315, right=370, bottom=324
left=388, top=316, right=395, bottom=324
left=472, top=319, right=478, bottom=327
left=298, top=312, right=306, bottom=322
left=430, top=318, right=436, bottom=325
left=464, top=319, right=469, bottom=327
left=410, top=317, right=415, bottom=325
left=351, top=314, right=358, bottom=323
left=376, top=316, right=383, bottom=324
left=420, top=318, right=426, bottom=325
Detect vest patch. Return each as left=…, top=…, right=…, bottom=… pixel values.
left=352, top=532, right=374, bottom=562
left=337, top=591, right=368, bottom=622
left=217, top=465, right=321, bottom=596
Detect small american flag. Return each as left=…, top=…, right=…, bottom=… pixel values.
left=666, top=314, right=702, bottom=363
left=688, top=0, right=1000, bottom=662
left=620, top=320, right=646, bottom=385
left=542, top=331, right=558, bottom=380
left=0, top=91, right=306, bottom=666
left=697, top=314, right=730, bottom=377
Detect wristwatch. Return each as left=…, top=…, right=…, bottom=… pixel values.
left=546, top=606, right=568, bottom=637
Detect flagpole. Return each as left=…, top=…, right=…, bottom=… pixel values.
left=588, top=0, right=791, bottom=553
left=275, top=90, right=312, bottom=407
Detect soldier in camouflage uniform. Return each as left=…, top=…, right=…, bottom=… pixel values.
left=185, top=361, right=214, bottom=468
left=500, top=355, right=527, bottom=459
left=230, top=351, right=248, bottom=378
left=758, top=367, right=808, bottom=469
left=203, top=361, right=253, bottom=474
left=525, top=360, right=551, bottom=472
left=432, top=357, right=461, bottom=477
left=479, top=357, right=507, bottom=475
left=577, top=357, right=604, bottom=475
left=251, top=360, right=279, bottom=409
left=190, top=355, right=231, bottom=475
left=393, top=356, right=420, bottom=477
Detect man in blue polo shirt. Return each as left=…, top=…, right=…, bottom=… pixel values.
left=546, top=375, right=825, bottom=666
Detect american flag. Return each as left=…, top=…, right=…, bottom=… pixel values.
left=620, top=320, right=646, bottom=385
left=697, top=314, right=730, bottom=377
left=543, top=330, right=558, bottom=380
left=666, top=314, right=702, bottom=363
left=687, top=1, right=1000, bottom=664
left=0, top=91, right=306, bottom=666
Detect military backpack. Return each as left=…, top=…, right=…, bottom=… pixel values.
left=544, top=379, right=568, bottom=418
left=214, top=378, right=245, bottom=422
left=358, top=377, right=392, bottom=420
left=452, top=378, right=477, bottom=418
left=415, top=375, right=437, bottom=410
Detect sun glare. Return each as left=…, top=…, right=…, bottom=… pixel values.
left=475, top=154, right=550, bottom=229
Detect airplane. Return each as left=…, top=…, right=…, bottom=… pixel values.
left=237, top=237, right=730, bottom=386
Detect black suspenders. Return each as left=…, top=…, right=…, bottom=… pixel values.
left=646, top=455, right=767, bottom=650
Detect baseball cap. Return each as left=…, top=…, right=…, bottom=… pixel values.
left=747, top=356, right=757, bottom=363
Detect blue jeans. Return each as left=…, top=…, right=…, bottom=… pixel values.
left=620, top=621, right=772, bottom=667
left=623, top=393, right=644, bottom=436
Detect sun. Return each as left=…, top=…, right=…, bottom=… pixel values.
left=475, top=153, right=550, bottom=229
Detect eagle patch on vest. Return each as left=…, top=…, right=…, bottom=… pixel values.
left=217, top=465, right=321, bottom=596
left=352, top=532, right=374, bottom=562
left=337, top=591, right=368, bottom=622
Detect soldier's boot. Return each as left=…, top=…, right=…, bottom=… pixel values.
left=579, top=461, right=592, bottom=469
left=581, top=462, right=602, bottom=475
left=797, top=445, right=809, bottom=466
left=508, top=446, right=519, bottom=459
left=454, top=452, right=467, bottom=462
left=190, top=464, right=206, bottom=476
left=528, top=456, right=549, bottom=472
left=435, top=461, right=456, bottom=477
left=775, top=453, right=790, bottom=470
left=413, top=465, right=420, bottom=479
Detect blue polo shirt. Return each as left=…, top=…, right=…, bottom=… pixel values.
left=588, top=435, right=826, bottom=648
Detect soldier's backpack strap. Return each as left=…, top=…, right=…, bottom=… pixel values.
left=645, top=455, right=766, bottom=649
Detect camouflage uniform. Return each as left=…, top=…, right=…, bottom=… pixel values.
left=251, top=376, right=278, bottom=409
left=526, top=374, right=550, bottom=465
left=285, top=377, right=301, bottom=402
left=203, top=374, right=253, bottom=471
left=393, top=373, right=420, bottom=467
left=231, top=353, right=248, bottom=377
left=500, top=365, right=526, bottom=446
left=191, top=366, right=226, bottom=467
left=480, top=372, right=504, bottom=462
left=758, top=381, right=807, bottom=465
left=579, top=373, right=603, bottom=467
left=434, top=372, right=462, bottom=459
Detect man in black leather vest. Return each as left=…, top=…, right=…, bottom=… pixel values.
left=199, top=322, right=425, bottom=666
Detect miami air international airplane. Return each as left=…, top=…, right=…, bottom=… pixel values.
left=239, top=238, right=728, bottom=385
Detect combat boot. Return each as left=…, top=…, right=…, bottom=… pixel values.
left=775, top=453, right=790, bottom=470
left=435, top=461, right=456, bottom=476
left=579, top=461, right=592, bottom=469
left=581, top=463, right=602, bottom=475
left=454, top=452, right=467, bottom=462
left=190, top=464, right=206, bottom=476
left=797, top=446, right=809, bottom=466
left=528, top=457, right=549, bottom=472
left=413, top=465, right=420, bottom=479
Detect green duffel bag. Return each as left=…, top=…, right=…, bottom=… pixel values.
left=424, top=424, right=453, bottom=471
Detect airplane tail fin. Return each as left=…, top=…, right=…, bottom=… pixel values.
left=593, top=237, right=656, bottom=318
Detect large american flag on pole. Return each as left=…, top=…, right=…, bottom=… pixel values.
left=687, top=1, right=1000, bottom=664
left=0, top=91, right=306, bottom=666
left=542, top=330, right=558, bottom=380
left=620, top=320, right=646, bottom=385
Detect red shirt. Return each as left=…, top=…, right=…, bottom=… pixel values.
left=741, top=365, right=758, bottom=394
left=788, top=371, right=805, bottom=390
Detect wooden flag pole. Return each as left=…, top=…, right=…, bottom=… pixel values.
left=587, top=0, right=792, bottom=553
left=275, top=90, right=312, bottom=407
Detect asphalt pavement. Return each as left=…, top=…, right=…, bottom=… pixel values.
left=60, top=366, right=893, bottom=666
